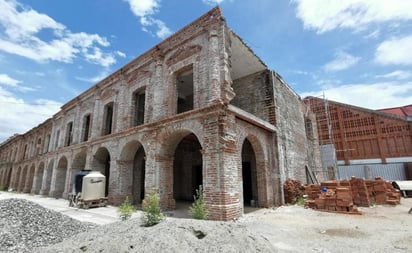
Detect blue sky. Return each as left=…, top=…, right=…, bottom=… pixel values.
left=0, top=0, right=412, bottom=142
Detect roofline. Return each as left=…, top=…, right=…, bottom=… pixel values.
left=61, top=7, right=224, bottom=112
left=304, top=96, right=411, bottom=122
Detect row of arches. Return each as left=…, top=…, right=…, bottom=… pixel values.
left=3, top=130, right=264, bottom=212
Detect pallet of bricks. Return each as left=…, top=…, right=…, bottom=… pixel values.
left=304, top=177, right=401, bottom=214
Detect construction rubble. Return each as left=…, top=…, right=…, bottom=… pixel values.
left=304, top=177, right=402, bottom=214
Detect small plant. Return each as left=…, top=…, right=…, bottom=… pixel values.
left=189, top=185, right=208, bottom=220
left=141, top=191, right=163, bottom=226
left=118, top=196, right=136, bottom=221
left=296, top=196, right=306, bottom=206
left=0, top=185, right=8, bottom=191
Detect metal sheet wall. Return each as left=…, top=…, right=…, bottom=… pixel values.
left=338, top=163, right=406, bottom=181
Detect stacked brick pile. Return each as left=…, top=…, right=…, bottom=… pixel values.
left=350, top=177, right=371, bottom=206
left=283, top=178, right=305, bottom=204
left=364, top=177, right=401, bottom=205
left=304, top=177, right=401, bottom=214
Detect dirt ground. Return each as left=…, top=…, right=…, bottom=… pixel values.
left=2, top=192, right=412, bottom=252
left=240, top=197, right=412, bottom=252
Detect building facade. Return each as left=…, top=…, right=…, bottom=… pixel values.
left=0, top=7, right=320, bottom=220
left=305, top=96, right=412, bottom=181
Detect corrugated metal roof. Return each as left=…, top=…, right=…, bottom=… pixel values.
left=378, top=105, right=412, bottom=117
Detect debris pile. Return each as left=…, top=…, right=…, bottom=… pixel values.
left=0, top=198, right=95, bottom=252
left=283, top=178, right=305, bottom=204
left=304, top=177, right=401, bottom=214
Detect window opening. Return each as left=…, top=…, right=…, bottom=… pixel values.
left=176, top=67, right=194, bottom=114
left=82, top=114, right=91, bottom=142
left=103, top=103, right=114, bottom=135
left=133, top=89, right=145, bottom=126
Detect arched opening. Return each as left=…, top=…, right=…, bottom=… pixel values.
left=93, top=147, right=111, bottom=196
left=241, top=139, right=258, bottom=208
left=54, top=156, right=68, bottom=198
left=19, top=166, right=28, bottom=192
left=119, top=141, right=146, bottom=205
left=173, top=133, right=203, bottom=208
left=71, top=150, right=87, bottom=193
left=6, top=167, right=12, bottom=188
left=14, top=167, right=21, bottom=191
left=33, top=162, right=45, bottom=194
left=24, top=164, right=35, bottom=193
left=43, top=159, right=54, bottom=195
left=133, top=147, right=146, bottom=204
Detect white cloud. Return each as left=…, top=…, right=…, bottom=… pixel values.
left=125, top=0, right=172, bottom=39
left=0, top=73, right=34, bottom=92
left=0, top=0, right=119, bottom=67
left=76, top=71, right=110, bottom=83
left=202, top=0, right=225, bottom=5
left=301, top=81, right=412, bottom=109
left=0, top=87, right=61, bottom=142
left=323, top=51, right=360, bottom=71
left=376, top=70, right=412, bottom=80
left=116, top=51, right=126, bottom=58
left=294, top=0, right=412, bottom=33
left=375, top=35, right=412, bottom=65
left=0, top=73, right=21, bottom=87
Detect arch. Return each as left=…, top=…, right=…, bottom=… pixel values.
left=13, top=166, right=21, bottom=190
left=19, top=165, right=28, bottom=192
left=24, top=164, right=35, bottom=193
left=92, top=147, right=111, bottom=196
left=240, top=135, right=268, bottom=209
left=158, top=130, right=204, bottom=210
left=43, top=159, right=54, bottom=195
left=119, top=140, right=146, bottom=205
left=70, top=149, right=88, bottom=193
left=54, top=156, right=68, bottom=198
left=6, top=167, right=12, bottom=188
left=33, top=162, right=45, bottom=194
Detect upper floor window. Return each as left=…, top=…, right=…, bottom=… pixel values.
left=23, top=144, right=27, bottom=160
left=103, top=102, right=114, bottom=135
left=44, top=134, right=51, bottom=153
left=65, top=122, right=73, bottom=146
left=82, top=114, right=91, bottom=142
left=55, top=130, right=60, bottom=149
left=36, top=137, right=42, bottom=155
left=176, top=66, right=194, bottom=114
left=132, top=89, right=146, bottom=126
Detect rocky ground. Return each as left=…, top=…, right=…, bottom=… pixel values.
left=0, top=198, right=96, bottom=252
left=1, top=195, right=412, bottom=252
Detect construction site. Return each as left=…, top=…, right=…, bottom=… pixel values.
left=0, top=5, right=411, bottom=252
left=0, top=7, right=322, bottom=221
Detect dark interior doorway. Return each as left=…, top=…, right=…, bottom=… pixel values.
left=173, top=133, right=202, bottom=202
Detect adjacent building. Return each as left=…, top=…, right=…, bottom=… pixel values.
left=305, top=96, right=412, bottom=181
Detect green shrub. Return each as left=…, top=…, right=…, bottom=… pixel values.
left=0, top=185, right=8, bottom=191
left=141, top=191, right=163, bottom=226
left=189, top=185, right=208, bottom=220
left=118, top=196, right=136, bottom=221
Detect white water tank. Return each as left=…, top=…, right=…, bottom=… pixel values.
left=81, top=171, right=106, bottom=201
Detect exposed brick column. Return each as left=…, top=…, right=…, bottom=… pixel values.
left=156, top=154, right=175, bottom=209
left=91, top=97, right=102, bottom=139
left=109, top=160, right=133, bottom=205
left=207, top=29, right=221, bottom=104
left=203, top=111, right=242, bottom=220
left=152, top=58, right=167, bottom=121
left=115, top=74, right=129, bottom=132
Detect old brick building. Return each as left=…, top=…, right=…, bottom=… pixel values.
left=305, top=96, right=412, bottom=180
left=0, top=7, right=320, bottom=220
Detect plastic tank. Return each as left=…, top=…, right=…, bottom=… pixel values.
left=81, top=171, right=106, bottom=201
left=74, top=169, right=91, bottom=194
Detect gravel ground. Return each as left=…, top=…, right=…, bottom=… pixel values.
left=0, top=198, right=96, bottom=252
left=1, top=194, right=412, bottom=252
